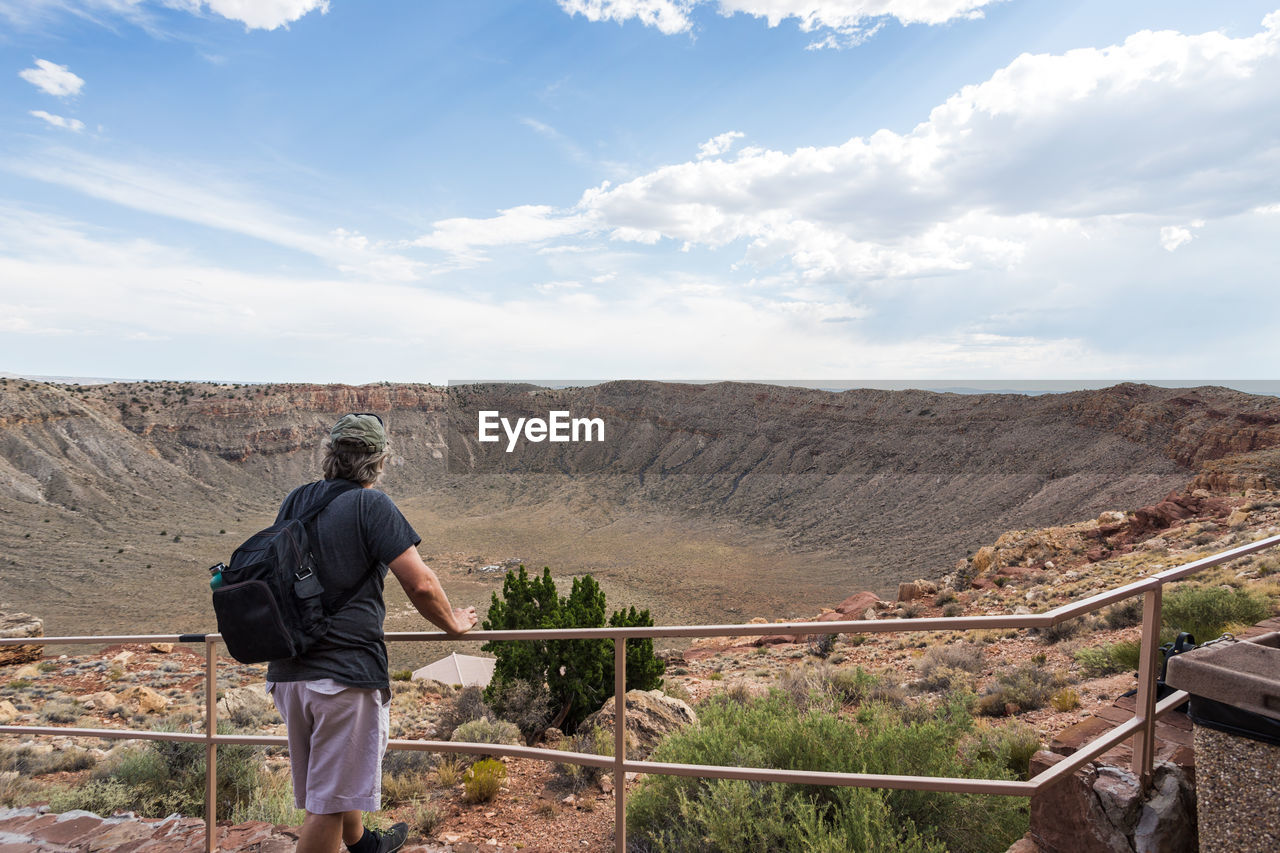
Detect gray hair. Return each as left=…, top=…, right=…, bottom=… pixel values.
left=322, top=438, right=391, bottom=486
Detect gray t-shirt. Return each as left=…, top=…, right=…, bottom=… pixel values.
left=264, top=479, right=420, bottom=690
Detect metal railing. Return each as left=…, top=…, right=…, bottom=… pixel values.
left=3, top=533, right=1278, bottom=852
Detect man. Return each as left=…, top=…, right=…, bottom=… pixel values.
left=267, top=413, right=478, bottom=853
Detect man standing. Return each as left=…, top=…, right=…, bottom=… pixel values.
left=267, top=413, right=478, bottom=853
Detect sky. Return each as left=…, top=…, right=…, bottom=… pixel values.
left=1, top=0, right=1278, bottom=384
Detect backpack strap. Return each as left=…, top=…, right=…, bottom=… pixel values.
left=290, top=479, right=375, bottom=617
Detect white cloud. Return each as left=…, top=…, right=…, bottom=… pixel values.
left=558, top=0, right=696, bottom=36
left=411, top=205, right=598, bottom=265
left=4, top=150, right=425, bottom=280
left=697, top=131, right=744, bottom=159
left=557, top=0, right=1001, bottom=43
left=19, top=59, right=85, bottom=97
left=542, top=12, right=1280, bottom=281
left=1159, top=225, right=1192, bottom=252
left=1, top=0, right=326, bottom=32
left=185, top=0, right=329, bottom=31
left=29, top=110, right=85, bottom=132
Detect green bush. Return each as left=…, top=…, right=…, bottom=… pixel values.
left=916, top=644, right=984, bottom=692
left=462, top=758, right=506, bottom=804
left=1074, top=640, right=1143, bottom=678
left=450, top=717, right=522, bottom=763
left=58, top=721, right=263, bottom=819
left=977, top=664, right=1062, bottom=716
left=1162, top=585, right=1271, bottom=643
left=628, top=692, right=1026, bottom=853
left=958, top=723, right=1041, bottom=781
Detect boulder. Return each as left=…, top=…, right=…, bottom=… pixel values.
left=834, top=591, right=881, bottom=616
left=1030, top=751, right=1195, bottom=853
left=912, top=579, right=938, bottom=595
left=579, top=689, right=697, bottom=759
left=149, top=642, right=174, bottom=654
left=122, top=685, right=168, bottom=714
left=217, top=684, right=273, bottom=722
left=0, top=612, right=43, bottom=667
left=897, top=582, right=922, bottom=602
left=81, top=692, right=120, bottom=712
left=0, top=699, right=18, bottom=724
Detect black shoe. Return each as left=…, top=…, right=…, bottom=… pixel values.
left=369, top=822, right=409, bottom=853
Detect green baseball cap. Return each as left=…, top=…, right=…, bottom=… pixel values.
left=330, top=413, right=387, bottom=452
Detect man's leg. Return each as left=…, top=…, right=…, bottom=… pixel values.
left=342, top=810, right=364, bottom=846
left=296, top=811, right=344, bottom=853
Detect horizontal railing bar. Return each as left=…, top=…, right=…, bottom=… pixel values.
left=621, top=759, right=1036, bottom=795
left=386, top=614, right=1049, bottom=642
left=0, top=724, right=215, bottom=743
left=388, top=739, right=615, bottom=769
left=0, top=634, right=207, bottom=647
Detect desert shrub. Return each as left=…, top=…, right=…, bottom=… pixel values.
left=0, top=744, right=97, bottom=776
left=38, top=698, right=82, bottom=724
left=942, top=603, right=965, bottom=617
left=462, top=758, right=506, bottom=804
left=487, top=677, right=552, bottom=744
left=916, top=644, right=984, bottom=693
left=1033, top=618, right=1084, bottom=644
left=435, top=686, right=493, bottom=740
left=958, top=722, right=1041, bottom=781
left=934, top=589, right=957, bottom=607
left=628, top=691, right=1026, bottom=853
left=434, top=758, right=463, bottom=788
left=555, top=724, right=613, bottom=790
left=391, top=669, right=412, bottom=681
left=407, top=797, right=444, bottom=836
left=1162, top=585, right=1271, bottom=643
left=808, top=633, right=838, bottom=659
left=898, top=603, right=925, bottom=619
left=383, top=771, right=433, bottom=806
left=1050, top=687, right=1081, bottom=711
left=69, top=721, right=263, bottom=819
left=662, top=681, right=692, bottom=703
left=977, top=664, right=1063, bottom=716
left=1103, top=598, right=1145, bottom=629
left=47, top=779, right=135, bottom=816
left=229, top=767, right=303, bottom=826
left=778, top=663, right=895, bottom=710
left=450, top=717, right=522, bottom=763
left=1075, top=641, right=1142, bottom=678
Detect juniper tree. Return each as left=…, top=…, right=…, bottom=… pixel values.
left=481, top=567, right=665, bottom=733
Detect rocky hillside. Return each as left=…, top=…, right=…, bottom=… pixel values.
left=1, top=378, right=1278, bottom=637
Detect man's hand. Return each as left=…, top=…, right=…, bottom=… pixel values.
left=451, top=606, right=479, bottom=636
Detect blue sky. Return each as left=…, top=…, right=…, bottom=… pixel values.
left=1, top=1, right=1278, bottom=383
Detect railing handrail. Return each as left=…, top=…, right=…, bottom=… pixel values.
left=3, top=532, right=1278, bottom=852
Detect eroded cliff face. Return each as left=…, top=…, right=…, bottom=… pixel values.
left=1, top=378, right=1277, bottom=637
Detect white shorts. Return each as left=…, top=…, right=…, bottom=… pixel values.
left=267, top=680, right=391, bottom=814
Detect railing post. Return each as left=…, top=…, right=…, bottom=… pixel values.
left=205, top=637, right=218, bottom=853
left=614, top=636, right=626, bottom=853
left=1131, top=586, right=1162, bottom=788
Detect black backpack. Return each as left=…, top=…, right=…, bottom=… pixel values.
left=212, top=480, right=366, bottom=664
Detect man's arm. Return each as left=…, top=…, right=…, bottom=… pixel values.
left=387, top=545, right=478, bottom=636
